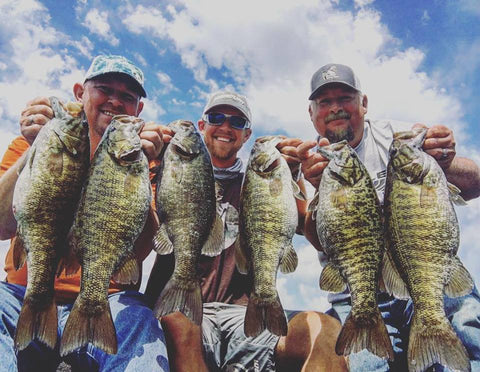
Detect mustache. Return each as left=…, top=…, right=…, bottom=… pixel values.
left=325, top=111, right=351, bottom=124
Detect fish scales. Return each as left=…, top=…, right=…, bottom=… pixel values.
left=237, top=136, right=300, bottom=337
left=60, top=115, right=151, bottom=356
left=384, top=128, right=473, bottom=372
left=153, top=120, right=223, bottom=325
left=12, top=97, right=89, bottom=351
left=313, top=141, right=393, bottom=360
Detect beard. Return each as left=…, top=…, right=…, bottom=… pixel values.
left=325, top=125, right=354, bottom=143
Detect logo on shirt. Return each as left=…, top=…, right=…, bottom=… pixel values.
left=372, top=169, right=387, bottom=195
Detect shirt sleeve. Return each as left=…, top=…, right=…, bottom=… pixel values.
left=0, top=136, right=30, bottom=177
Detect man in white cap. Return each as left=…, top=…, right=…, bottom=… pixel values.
left=146, top=91, right=349, bottom=371
left=298, top=63, right=480, bottom=371
left=0, top=54, right=171, bottom=371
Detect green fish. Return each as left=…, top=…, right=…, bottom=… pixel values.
left=12, top=98, right=89, bottom=351
left=60, top=115, right=151, bottom=356
left=235, top=136, right=304, bottom=337
left=153, top=120, right=224, bottom=325
left=310, top=141, right=394, bottom=360
left=383, top=128, right=473, bottom=372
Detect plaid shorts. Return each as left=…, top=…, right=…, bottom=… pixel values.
left=202, top=302, right=280, bottom=372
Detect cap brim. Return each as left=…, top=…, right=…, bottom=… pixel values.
left=85, top=72, right=147, bottom=98
left=309, top=81, right=359, bottom=100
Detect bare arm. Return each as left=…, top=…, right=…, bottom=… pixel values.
left=417, top=124, right=480, bottom=201
left=444, top=156, right=480, bottom=200
left=0, top=152, right=27, bottom=239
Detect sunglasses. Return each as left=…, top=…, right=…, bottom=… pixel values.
left=204, top=112, right=251, bottom=130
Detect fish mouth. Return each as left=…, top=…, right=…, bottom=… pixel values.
left=172, top=144, right=196, bottom=159
left=119, top=149, right=142, bottom=162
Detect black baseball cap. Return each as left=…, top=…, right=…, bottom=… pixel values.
left=309, top=63, right=361, bottom=100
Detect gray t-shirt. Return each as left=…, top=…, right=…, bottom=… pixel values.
left=317, top=118, right=411, bottom=303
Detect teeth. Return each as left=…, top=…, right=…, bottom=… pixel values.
left=216, top=137, right=233, bottom=143
left=102, top=111, right=117, bottom=116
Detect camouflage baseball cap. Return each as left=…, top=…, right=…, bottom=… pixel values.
left=309, top=63, right=361, bottom=100
left=203, top=91, right=252, bottom=123
left=84, top=55, right=146, bottom=97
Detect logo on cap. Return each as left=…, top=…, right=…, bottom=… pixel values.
left=322, top=65, right=339, bottom=81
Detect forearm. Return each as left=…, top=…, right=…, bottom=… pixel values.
left=304, top=209, right=323, bottom=252
left=444, top=156, right=480, bottom=201
left=295, top=178, right=308, bottom=235
left=0, top=153, right=27, bottom=239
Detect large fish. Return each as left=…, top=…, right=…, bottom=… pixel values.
left=235, top=136, right=303, bottom=337
left=153, top=120, right=224, bottom=325
left=12, top=98, right=89, bottom=351
left=60, top=115, right=151, bottom=356
left=383, top=128, right=473, bottom=372
left=309, top=140, right=394, bottom=360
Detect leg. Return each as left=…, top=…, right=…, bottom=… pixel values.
left=64, top=291, right=169, bottom=372
left=160, top=311, right=208, bottom=372
left=328, top=296, right=411, bottom=372
left=0, top=281, right=60, bottom=372
left=437, top=285, right=480, bottom=372
left=275, top=311, right=348, bottom=372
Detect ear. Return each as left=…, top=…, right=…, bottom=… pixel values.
left=73, top=83, right=84, bottom=102
left=136, top=101, right=144, bottom=116
left=198, top=120, right=205, bottom=133
left=242, top=128, right=252, bottom=144
left=308, top=103, right=314, bottom=121
left=361, top=94, right=368, bottom=115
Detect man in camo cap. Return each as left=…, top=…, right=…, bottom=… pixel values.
left=0, top=54, right=172, bottom=371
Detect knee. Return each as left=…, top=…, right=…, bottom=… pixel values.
left=160, top=312, right=202, bottom=349
left=277, top=311, right=342, bottom=359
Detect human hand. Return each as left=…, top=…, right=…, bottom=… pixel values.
left=19, top=97, right=54, bottom=145
left=413, top=123, right=456, bottom=170
left=140, top=122, right=174, bottom=161
left=276, top=137, right=304, bottom=180
left=296, top=137, right=330, bottom=189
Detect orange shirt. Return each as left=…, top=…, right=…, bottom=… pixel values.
left=0, top=136, right=156, bottom=303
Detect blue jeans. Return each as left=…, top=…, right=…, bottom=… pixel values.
left=0, top=282, right=169, bottom=372
left=327, top=287, right=480, bottom=372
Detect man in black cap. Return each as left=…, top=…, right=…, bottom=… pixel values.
left=298, top=63, right=480, bottom=371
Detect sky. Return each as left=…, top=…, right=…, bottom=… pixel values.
left=0, top=0, right=479, bottom=312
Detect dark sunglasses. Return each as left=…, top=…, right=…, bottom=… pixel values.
left=204, top=112, right=251, bottom=130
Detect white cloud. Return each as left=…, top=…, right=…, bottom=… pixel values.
left=421, top=10, right=431, bottom=25
left=82, top=8, right=119, bottom=46
left=156, top=71, right=178, bottom=94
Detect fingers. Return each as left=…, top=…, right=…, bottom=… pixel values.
left=421, top=124, right=456, bottom=169
left=140, top=122, right=174, bottom=161
left=297, top=139, right=330, bottom=189
left=19, top=97, right=54, bottom=145
left=277, top=138, right=303, bottom=171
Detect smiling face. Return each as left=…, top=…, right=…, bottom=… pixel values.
left=73, top=73, right=144, bottom=153
left=198, top=105, right=252, bottom=168
left=309, top=83, right=368, bottom=148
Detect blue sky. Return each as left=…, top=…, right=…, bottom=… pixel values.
left=0, top=0, right=479, bottom=311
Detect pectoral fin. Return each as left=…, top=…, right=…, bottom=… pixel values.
left=153, top=224, right=174, bottom=255
left=279, top=243, right=298, bottom=274
left=319, top=262, right=346, bottom=293
left=201, top=213, right=224, bottom=257
left=112, top=251, right=140, bottom=285
left=445, top=256, right=474, bottom=298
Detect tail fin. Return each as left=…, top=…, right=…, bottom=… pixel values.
left=408, top=312, right=470, bottom=372
left=154, top=277, right=203, bottom=326
left=14, top=297, right=58, bottom=351
left=336, top=309, right=394, bottom=361
left=60, top=299, right=117, bottom=356
left=244, top=293, right=287, bottom=338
